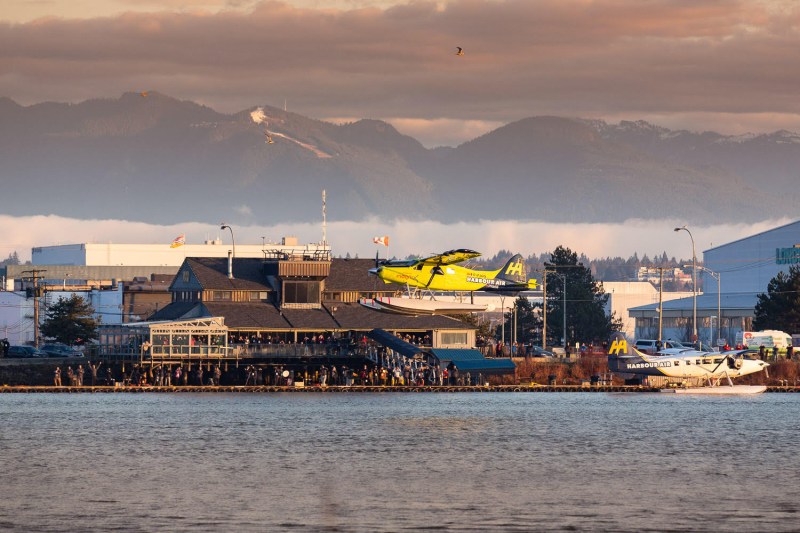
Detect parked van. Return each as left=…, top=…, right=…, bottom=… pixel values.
left=736, top=330, right=792, bottom=349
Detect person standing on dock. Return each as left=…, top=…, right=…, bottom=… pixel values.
left=76, top=365, right=85, bottom=386
left=213, top=365, right=222, bottom=386
left=87, top=361, right=102, bottom=386
left=53, top=367, right=61, bottom=387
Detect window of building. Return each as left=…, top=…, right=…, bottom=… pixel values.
left=212, top=291, right=232, bottom=301
left=249, top=291, right=268, bottom=301
left=283, top=281, right=321, bottom=304
left=182, top=270, right=190, bottom=283
left=441, top=332, right=468, bottom=345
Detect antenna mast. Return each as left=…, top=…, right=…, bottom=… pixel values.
left=322, top=189, right=327, bottom=246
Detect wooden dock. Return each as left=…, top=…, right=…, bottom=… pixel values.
left=1, top=384, right=797, bottom=393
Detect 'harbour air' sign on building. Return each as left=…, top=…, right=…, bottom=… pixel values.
left=776, top=246, right=800, bottom=265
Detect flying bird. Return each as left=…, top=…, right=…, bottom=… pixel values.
left=456, top=47, right=464, bottom=56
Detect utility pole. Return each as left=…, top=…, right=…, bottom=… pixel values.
left=540, top=269, right=566, bottom=350
left=562, top=274, right=567, bottom=350
left=22, top=269, right=47, bottom=348
left=542, top=274, right=547, bottom=350
left=658, top=268, right=664, bottom=342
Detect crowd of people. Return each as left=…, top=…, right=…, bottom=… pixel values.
left=52, top=361, right=103, bottom=386
left=240, top=361, right=485, bottom=387
left=49, top=358, right=486, bottom=388
left=229, top=332, right=432, bottom=349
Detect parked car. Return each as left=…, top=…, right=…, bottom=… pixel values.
left=40, top=343, right=83, bottom=357
left=7, top=345, right=48, bottom=358
left=528, top=346, right=556, bottom=358
left=633, top=339, right=689, bottom=355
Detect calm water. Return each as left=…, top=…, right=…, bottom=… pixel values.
left=1, top=392, right=798, bottom=532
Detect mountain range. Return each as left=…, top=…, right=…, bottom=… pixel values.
left=1, top=91, right=798, bottom=225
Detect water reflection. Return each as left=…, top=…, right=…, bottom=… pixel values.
left=0, top=393, right=798, bottom=532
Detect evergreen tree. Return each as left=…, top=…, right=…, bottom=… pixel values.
left=753, top=266, right=800, bottom=333
left=41, top=295, right=98, bottom=346
left=0, top=251, right=21, bottom=266
left=459, top=312, right=494, bottom=341
left=544, top=246, right=622, bottom=346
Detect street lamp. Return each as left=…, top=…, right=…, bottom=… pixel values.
left=220, top=224, right=236, bottom=257
left=559, top=273, right=566, bottom=350
left=499, top=295, right=506, bottom=355
left=220, top=223, right=236, bottom=279
left=674, top=225, right=697, bottom=346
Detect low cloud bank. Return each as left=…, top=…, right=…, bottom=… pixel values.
left=1, top=215, right=792, bottom=264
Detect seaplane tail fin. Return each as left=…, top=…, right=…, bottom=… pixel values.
left=607, top=332, right=650, bottom=372
left=495, top=254, right=527, bottom=284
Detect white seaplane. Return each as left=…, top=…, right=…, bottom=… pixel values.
left=607, top=333, right=769, bottom=394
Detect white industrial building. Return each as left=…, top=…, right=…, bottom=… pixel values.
left=629, top=219, right=800, bottom=346
left=602, top=282, right=693, bottom=340
left=32, top=237, right=329, bottom=266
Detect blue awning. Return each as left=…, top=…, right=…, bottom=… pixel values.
left=430, top=348, right=516, bottom=374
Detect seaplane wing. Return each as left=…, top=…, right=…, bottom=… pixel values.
left=607, top=333, right=769, bottom=391
left=418, top=249, right=481, bottom=266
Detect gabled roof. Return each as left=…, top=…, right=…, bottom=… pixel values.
left=202, top=302, right=291, bottom=329
left=326, top=258, right=404, bottom=291
left=184, top=257, right=273, bottom=291
left=328, top=302, right=468, bottom=330
left=148, top=300, right=471, bottom=332
left=280, top=307, right=339, bottom=329
left=147, top=301, right=204, bottom=321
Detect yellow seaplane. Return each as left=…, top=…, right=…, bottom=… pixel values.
left=360, top=249, right=538, bottom=315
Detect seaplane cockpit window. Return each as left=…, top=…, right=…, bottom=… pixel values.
left=414, top=264, right=424, bottom=270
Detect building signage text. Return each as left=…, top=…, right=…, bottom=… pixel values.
left=776, top=247, right=800, bottom=265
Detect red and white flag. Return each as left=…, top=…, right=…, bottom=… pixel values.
left=372, top=235, right=389, bottom=247
left=170, top=234, right=186, bottom=248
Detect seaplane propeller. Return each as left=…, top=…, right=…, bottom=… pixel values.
left=424, top=261, right=445, bottom=288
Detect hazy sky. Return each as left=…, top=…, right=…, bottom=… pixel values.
left=2, top=1, right=798, bottom=262
left=3, top=0, right=800, bottom=147
left=0, top=214, right=793, bottom=266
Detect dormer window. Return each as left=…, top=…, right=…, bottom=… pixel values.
left=283, top=281, right=321, bottom=304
